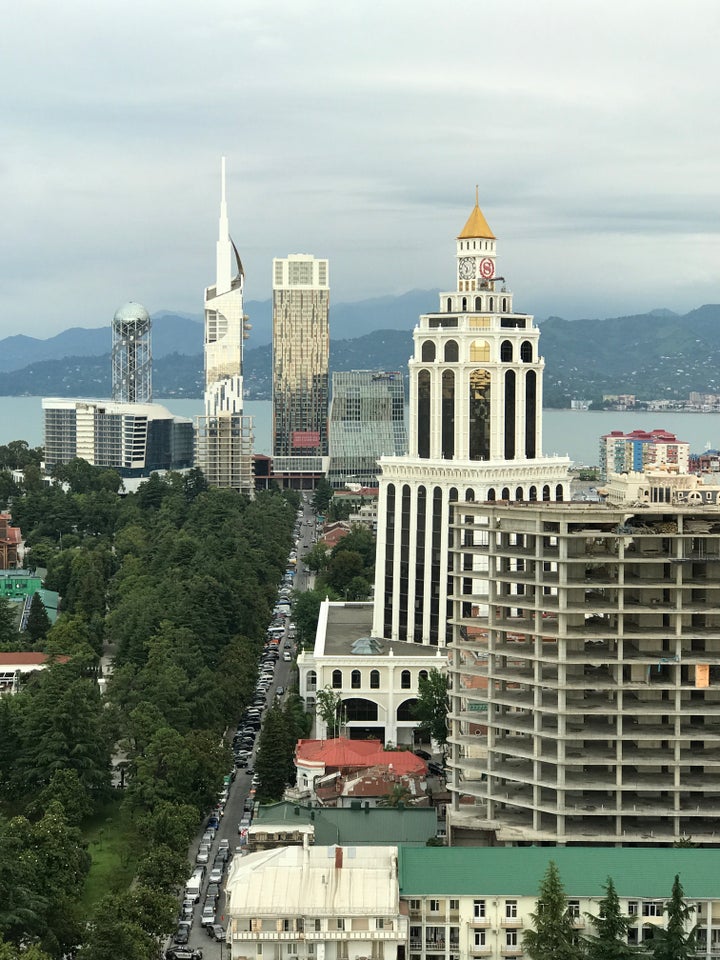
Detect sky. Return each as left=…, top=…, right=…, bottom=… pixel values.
left=2, top=0, right=719, bottom=338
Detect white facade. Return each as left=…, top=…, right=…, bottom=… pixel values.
left=298, top=601, right=446, bottom=747
left=372, top=201, right=570, bottom=646
left=197, top=158, right=254, bottom=494
left=225, top=843, right=406, bottom=960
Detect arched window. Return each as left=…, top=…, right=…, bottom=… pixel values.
left=504, top=370, right=516, bottom=460
left=556, top=484, right=564, bottom=502
left=475, top=296, right=482, bottom=310
left=515, top=486, right=523, bottom=501
left=520, top=340, right=533, bottom=363
left=502, top=297, right=508, bottom=312
left=465, top=488, right=475, bottom=501
left=332, top=670, right=342, bottom=689
left=445, top=340, right=459, bottom=362
left=401, top=670, right=412, bottom=689
left=307, top=670, right=317, bottom=691
left=417, top=370, right=431, bottom=459
left=542, top=485, right=551, bottom=502
left=351, top=669, right=361, bottom=689
left=488, top=487, right=496, bottom=501
left=370, top=669, right=380, bottom=689
left=344, top=699, right=378, bottom=722
left=441, top=370, right=455, bottom=459
left=500, top=340, right=513, bottom=362
left=446, top=297, right=452, bottom=312
left=489, top=297, right=494, bottom=311
left=421, top=340, right=436, bottom=362
left=501, top=487, right=510, bottom=500
left=397, top=698, right=417, bottom=721
left=469, top=369, right=491, bottom=460
left=469, top=339, right=490, bottom=362
left=525, top=370, right=537, bottom=458
left=419, top=670, right=428, bottom=682
left=461, top=297, right=467, bottom=311
left=529, top=486, right=538, bottom=501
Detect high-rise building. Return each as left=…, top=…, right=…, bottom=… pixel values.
left=448, top=500, right=720, bottom=846
left=196, top=158, right=254, bottom=495
left=42, top=398, right=193, bottom=476
left=272, top=254, right=330, bottom=475
left=599, top=428, right=689, bottom=479
left=371, top=198, right=570, bottom=646
left=327, top=370, right=407, bottom=489
left=111, top=301, right=152, bottom=403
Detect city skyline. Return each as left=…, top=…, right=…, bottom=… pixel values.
left=3, top=0, right=719, bottom=338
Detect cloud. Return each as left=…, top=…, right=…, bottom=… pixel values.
left=1, top=0, right=719, bottom=335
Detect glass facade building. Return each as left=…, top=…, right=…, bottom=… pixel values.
left=328, top=370, right=408, bottom=488
left=272, top=254, right=330, bottom=460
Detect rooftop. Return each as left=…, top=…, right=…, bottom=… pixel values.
left=254, top=801, right=437, bottom=846
left=318, top=602, right=447, bottom=660
left=398, top=847, right=720, bottom=899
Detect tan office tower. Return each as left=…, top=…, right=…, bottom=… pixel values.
left=272, top=254, right=330, bottom=472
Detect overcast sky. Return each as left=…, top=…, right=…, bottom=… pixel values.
left=2, top=0, right=719, bottom=338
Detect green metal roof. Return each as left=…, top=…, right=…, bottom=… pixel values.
left=398, top=847, right=720, bottom=900
left=256, top=801, right=437, bottom=846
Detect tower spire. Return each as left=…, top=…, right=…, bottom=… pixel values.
left=216, top=155, right=232, bottom=294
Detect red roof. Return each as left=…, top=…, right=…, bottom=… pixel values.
left=0, top=653, right=69, bottom=666
left=296, top=738, right=427, bottom=775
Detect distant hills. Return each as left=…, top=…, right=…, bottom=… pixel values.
left=2, top=297, right=720, bottom=406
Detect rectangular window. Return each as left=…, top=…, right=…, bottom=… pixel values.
left=429, top=900, right=440, bottom=913
left=337, top=918, right=345, bottom=930
left=376, top=919, right=385, bottom=930
left=308, top=946, right=315, bottom=956
left=256, top=947, right=262, bottom=956
left=568, top=900, right=580, bottom=918
left=473, top=900, right=486, bottom=919
left=628, top=901, right=638, bottom=916
left=287, top=945, right=298, bottom=956
left=474, top=931, right=486, bottom=947
left=505, top=901, right=517, bottom=919
left=314, top=919, right=321, bottom=932
left=506, top=931, right=518, bottom=947
left=449, top=899, right=459, bottom=911
left=642, top=901, right=663, bottom=917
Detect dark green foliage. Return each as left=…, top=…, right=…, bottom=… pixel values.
left=135, top=844, right=190, bottom=893
left=80, top=885, right=177, bottom=960
left=25, top=593, right=51, bottom=644
left=293, top=589, right=324, bottom=648
left=29, top=769, right=94, bottom=826
left=255, top=698, right=310, bottom=801
left=312, top=479, right=334, bottom=513
left=649, top=874, right=696, bottom=960
left=414, top=668, right=450, bottom=748
left=0, top=596, right=18, bottom=647
left=584, top=877, right=639, bottom=960
left=522, top=860, right=582, bottom=960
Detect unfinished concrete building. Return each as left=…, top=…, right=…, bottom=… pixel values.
left=447, top=502, right=720, bottom=845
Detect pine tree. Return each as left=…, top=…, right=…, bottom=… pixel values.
left=650, top=874, right=696, bottom=960
left=522, top=860, right=582, bottom=960
left=584, top=877, right=639, bottom=960
left=0, top=595, right=18, bottom=647
left=25, top=593, right=51, bottom=644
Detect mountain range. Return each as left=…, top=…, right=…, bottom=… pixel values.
left=2, top=296, right=719, bottom=406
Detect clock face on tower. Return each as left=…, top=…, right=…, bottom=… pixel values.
left=479, top=257, right=494, bottom=279
left=459, top=257, right=475, bottom=280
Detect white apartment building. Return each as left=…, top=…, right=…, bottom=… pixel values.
left=225, top=843, right=407, bottom=960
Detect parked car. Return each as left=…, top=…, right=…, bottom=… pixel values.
left=202, top=828, right=215, bottom=843
left=201, top=902, right=215, bottom=926
left=196, top=845, right=210, bottom=865
left=209, top=866, right=223, bottom=884
left=206, top=924, right=225, bottom=941
left=206, top=882, right=220, bottom=903
left=174, top=923, right=191, bottom=944
left=283, top=652, right=292, bottom=661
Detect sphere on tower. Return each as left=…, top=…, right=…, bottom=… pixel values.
left=111, top=301, right=152, bottom=403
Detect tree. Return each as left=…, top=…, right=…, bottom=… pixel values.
left=312, top=479, right=333, bottom=514
left=293, top=589, right=323, bottom=649
left=584, top=876, right=639, bottom=960
left=315, top=686, right=346, bottom=738
left=0, top=597, right=18, bottom=648
left=303, top=542, right=329, bottom=574
left=25, top=594, right=51, bottom=644
left=414, top=668, right=450, bottom=749
left=650, top=874, right=696, bottom=960
left=523, top=860, right=582, bottom=960
left=29, top=769, right=93, bottom=826
left=135, top=844, right=190, bottom=893
left=255, top=704, right=294, bottom=801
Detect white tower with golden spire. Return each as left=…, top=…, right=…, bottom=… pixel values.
left=371, top=195, right=571, bottom=645
left=196, top=158, right=254, bottom=494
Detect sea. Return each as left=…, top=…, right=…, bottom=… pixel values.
left=3, top=398, right=720, bottom=467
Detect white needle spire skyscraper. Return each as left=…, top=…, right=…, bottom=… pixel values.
left=196, top=159, right=254, bottom=494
